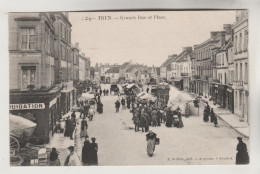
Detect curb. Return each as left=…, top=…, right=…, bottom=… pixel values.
left=200, top=102, right=249, bottom=139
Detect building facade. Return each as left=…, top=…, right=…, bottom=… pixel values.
left=9, top=12, right=63, bottom=144
left=232, top=10, right=249, bottom=123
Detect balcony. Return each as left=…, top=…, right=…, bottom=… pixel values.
left=232, top=80, right=244, bottom=90
left=193, top=75, right=200, bottom=79
left=181, top=73, right=189, bottom=76
left=202, top=75, right=209, bottom=80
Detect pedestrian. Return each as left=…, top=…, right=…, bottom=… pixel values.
left=106, top=89, right=109, bottom=96
left=71, top=111, right=76, bottom=123
left=80, top=118, right=88, bottom=138
left=70, top=121, right=76, bottom=140
left=64, top=146, right=81, bottom=166
left=210, top=108, right=215, bottom=123
left=156, top=108, right=161, bottom=126
left=97, top=101, right=103, bottom=114
left=177, top=110, right=184, bottom=128
left=203, top=107, right=209, bottom=122
left=146, top=87, right=149, bottom=93
left=99, top=88, right=102, bottom=96
left=213, top=112, right=218, bottom=127
left=89, top=137, right=98, bottom=165
left=151, top=108, right=157, bottom=127
left=64, top=116, right=71, bottom=137
left=146, top=130, right=157, bottom=157
left=236, top=137, right=249, bottom=165
left=121, top=97, right=126, bottom=110
left=49, top=148, right=61, bottom=166
left=103, top=89, right=106, bottom=96
left=165, top=107, right=173, bottom=127
left=133, top=111, right=140, bottom=132
left=82, top=138, right=91, bottom=166
left=88, top=107, right=95, bottom=121
left=84, top=102, right=90, bottom=118
left=115, top=100, right=120, bottom=113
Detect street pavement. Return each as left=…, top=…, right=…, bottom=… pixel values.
left=47, top=84, right=249, bottom=166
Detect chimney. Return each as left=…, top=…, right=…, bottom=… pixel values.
left=220, top=31, right=226, bottom=46
left=64, top=12, right=69, bottom=19
left=183, top=47, right=192, bottom=52
left=75, top=42, right=79, bottom=48
left=223, top=24, right=232, bottom=35
left=210, top=31, right=219, bottom=38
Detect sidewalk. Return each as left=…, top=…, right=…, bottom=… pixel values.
left=176, top=86, right=249, bottom=138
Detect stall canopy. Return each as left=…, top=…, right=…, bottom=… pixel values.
left=140, top=93, right=157, bottom=102
left=78, top=92, right=95, bottom=102
left=168, top=94, right=193, bottom=114
left=121, top=83, right=129, bottom=87
left=10, top=114, right=37, bottom=138
left=137, top=91, right=148, bottom=98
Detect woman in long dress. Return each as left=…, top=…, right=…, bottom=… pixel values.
left=177, top=111, right=184, bottom=128
left=80, top=118, right=88, bottom=138
left=89, top=138, right=98, bottom=165
left=146, top=130, right=157, bottom=157
left=82, top=139, right=91, bottom=166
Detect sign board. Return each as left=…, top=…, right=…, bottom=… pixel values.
left=49, top=98, right=57, bottom=108
left=9, top=103, right=45, bottom=110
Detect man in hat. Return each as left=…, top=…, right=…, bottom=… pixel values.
left=236, top=137, right=249, bottom=164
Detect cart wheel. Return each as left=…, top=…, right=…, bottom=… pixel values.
left=10, top=136, right=20, bottom=153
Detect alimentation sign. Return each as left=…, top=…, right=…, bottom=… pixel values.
left=10, top=103, right=45, bottom=110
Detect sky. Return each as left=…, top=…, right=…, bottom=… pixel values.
left=69, top=10, right=236, bottom=67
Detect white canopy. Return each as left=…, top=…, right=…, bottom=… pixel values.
left=121, top=83, right=129, bottom=87
left=10, top=114, right=37, bottom=138
left=126, top=84, right=136, bottom=89
left=158, top=82, right=169, bottom=86
left=137, top=91, right=148, bottom=98
left=140, top=93, right=157, bottom=102
left=78, top=92, right=95, bottom=102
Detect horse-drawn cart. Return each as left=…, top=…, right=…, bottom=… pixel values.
left=9, top=114, right=37, bottom=165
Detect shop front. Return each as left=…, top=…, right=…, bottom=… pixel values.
left=9, top=86, right=62, bottom=144
left=226, top=86, right=234, bottom=113
left=61, top=81, right=75, bottom=115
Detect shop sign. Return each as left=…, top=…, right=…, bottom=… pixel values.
left=9, top=103, right=45, bottom=110
left=49, top=98, right=57, bottom=108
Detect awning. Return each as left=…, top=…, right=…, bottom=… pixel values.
left=172, top=78, right=181, bottom=82
left=61, top=87, right=74, bottom=93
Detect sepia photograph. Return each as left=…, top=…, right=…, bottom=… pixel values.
left=8, top=10, right=250, bottom=166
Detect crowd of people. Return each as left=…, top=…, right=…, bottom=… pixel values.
left=48, top=85, right=113, bottom=166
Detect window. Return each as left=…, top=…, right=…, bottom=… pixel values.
left=20, top=28, right=36, bottom=50
left=235, top=91, right=237, bottom=108
left=21, top=66, right=36, bottom=89
left=240, top=63, right=243, bottom=81
left=236, top=63, right=238, bottom=81
left=234, top=36, right=237, bottom=53
left=239, top=91, right=242, bottom=110
left=243, top=30, right=248, bottom=51
left=245, top=63, right=248, bottom=83
left=239, top=33, right=242, bottom=52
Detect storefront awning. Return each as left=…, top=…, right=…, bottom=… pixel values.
left=61, top=87, right=74, bottom=93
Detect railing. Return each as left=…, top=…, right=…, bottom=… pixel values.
left=235, top=81, right=243, bottom=87
left=193, top=75, right=200, bottom=79
left=181, top=73, right=189, bottom=76
left=202, top=75, right=208, bottom=80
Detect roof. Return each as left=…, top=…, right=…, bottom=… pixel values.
left=160, top=56, right=176, bottom=67
left=121, top=62, right=131, bottom=69
left=156, top=67, right=160, bottom=75
left=105, top=66, right=119, bottom=73
left=125, top=64, right=142, bottom=73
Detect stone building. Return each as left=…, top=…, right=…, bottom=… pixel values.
left=9, top=12, right=64, bottom=143
left=232, top=10, right=249, bottom=123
